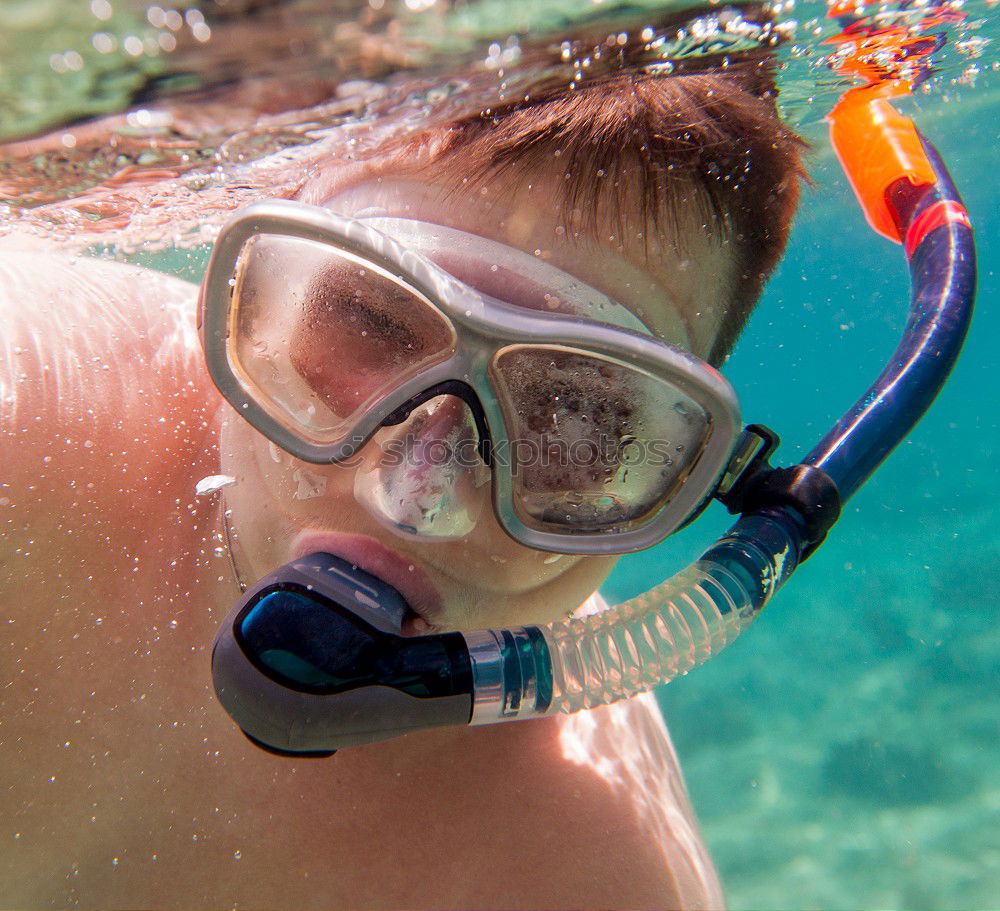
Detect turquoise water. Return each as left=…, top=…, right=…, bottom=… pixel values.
left=2, top=1, right=997, bottom=907
left=604, top=100, right=1000, bottom=909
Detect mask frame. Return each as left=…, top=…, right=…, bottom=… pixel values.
left=199, top=200, right=745, bottom=555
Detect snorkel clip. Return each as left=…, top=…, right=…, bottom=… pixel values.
left=719, top=425, right=842, bottom=562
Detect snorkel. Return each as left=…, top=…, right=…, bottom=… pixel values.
left=210, top=13, right=976, bottom=756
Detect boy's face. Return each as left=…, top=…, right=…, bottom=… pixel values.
left=218, top=144, right=735, bottom=634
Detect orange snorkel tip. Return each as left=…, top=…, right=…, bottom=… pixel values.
left=827, top=82, right=937, bottom=242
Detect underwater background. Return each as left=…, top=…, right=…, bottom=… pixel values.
left=1, top=1, right=997, bottom=908
left=608, top=93, right=1000, bottom=910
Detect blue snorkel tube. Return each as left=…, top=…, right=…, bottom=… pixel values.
left=805, top=140, right=975, bottom=498
left=211, top=86, right=976, bottom=757
left=708, top=86, right=978, bottom=608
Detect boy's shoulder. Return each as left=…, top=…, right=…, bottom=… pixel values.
left=1, top=248, right=203, bottom=381
left=1, top=249, right=219, bottom=547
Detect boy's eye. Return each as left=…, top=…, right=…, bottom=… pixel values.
left=505, top=350, right=636, bottom=438
left=303, top=268, right=415, bottom=359
left=289, top=261, right=454, bottom=410
left=231, top=234, right=456, bottom=434
left=490, top=345, right=710, bottom=531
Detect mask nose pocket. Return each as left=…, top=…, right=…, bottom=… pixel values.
left=353, top=395, right=490, bottom=541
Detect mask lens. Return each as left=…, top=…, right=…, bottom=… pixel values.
left=490, top=345, right=712, bottom=535
left=228, top=234, right=457, bottom=445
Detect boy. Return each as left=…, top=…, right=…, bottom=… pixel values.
left=0, top=16, right=804, bottom=909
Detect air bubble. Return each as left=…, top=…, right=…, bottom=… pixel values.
left=196, top=475, right=237, bottom=496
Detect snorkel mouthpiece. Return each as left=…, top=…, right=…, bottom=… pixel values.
left=211, top=553, right=476, bottom=755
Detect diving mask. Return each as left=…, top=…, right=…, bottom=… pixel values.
left=199, top=200, right=752, bottom=555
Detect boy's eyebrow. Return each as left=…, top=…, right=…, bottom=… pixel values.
left=421, top=61, right=807, bottom=364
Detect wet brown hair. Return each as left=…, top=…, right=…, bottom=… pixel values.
left=425, top=14, right=808, bottom=364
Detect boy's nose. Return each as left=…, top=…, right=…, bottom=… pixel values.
left=353, top=395, right=491, bottom=541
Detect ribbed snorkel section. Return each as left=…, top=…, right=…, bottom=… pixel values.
left=541, top=564, right=750, bottom=713
left=465, top=513, right=800, bottom=722
left=538, top=513, right=799, bottom=713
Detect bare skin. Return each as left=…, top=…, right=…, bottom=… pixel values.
left=0, top=146, right=728, bottom=908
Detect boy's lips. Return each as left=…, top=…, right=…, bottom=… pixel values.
left=291, top=530, right=444, bottom=630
